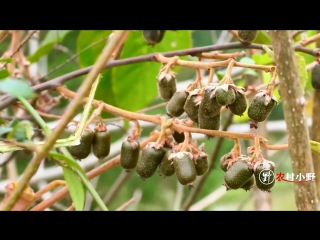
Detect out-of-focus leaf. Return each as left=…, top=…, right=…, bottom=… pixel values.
left=0, top=78, right=34, bottom=98
left=28, top=30, right=72, bottom=63
left=0, top=69, right=10, bottom=79
left=0, top=126, right=12, bottom=136
left=252, top=30, right=272, bottom=45
left=112, top=30, right=192, bottom=112
left=0, top=58, right=12, bottom=63
left=6, top=120, right=33, bottom=141
left=252, top=53, right=273, bottom=65
left=62, top=167, right=85, bottom=211
left=0, top=118, right=7, bottom=126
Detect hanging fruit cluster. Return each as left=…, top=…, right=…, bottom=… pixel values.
left=119, top=118, right=209, bottom=188
left=219, top=137, right=276, bottom=192
left=69, top=123, right=111, bottom=161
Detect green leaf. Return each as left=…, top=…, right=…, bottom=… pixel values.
left=6, top=120, right=33, bottom=141
left=310, top=140, right=320, bottom=156
left=28, top=30, right=72, bottom=63
left=0, top=78, right=35, bottom=98
left=62, top=167, right=86, bottom=211
left=295, top=54, right=308, bottom=95
left=0, top=118, right=7, bottom=126
left=0, top=126, right=12, bottom=136
left=112, top=30, right=192, bottom=111
left=252, top=30, right=272, bottom=45
left=49, top=151, right=87, bottom=177
left=0, top=69, right=10, bottom=79
left=0, top=58, right=12, bottom=63
left=252, top=53, right=273, bottom=65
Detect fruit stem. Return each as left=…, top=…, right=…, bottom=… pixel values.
left=207, top=67, right=215, bottom=85
left=266, top=69, right=278, bottom=96
left=155, top=116, right=172, bottom=144
left=218, top=58, right=235, bottom=85
left=160, top=56, right=179, bottom=74
left=131, top=119, right=141, bottom=140
left=180, top=131, right=190, bottom=152
left=231, top=138, right=241, bottom=159
left=248, top=133, right=263, bottom=163
left=196, top=67, right=203, bottom=89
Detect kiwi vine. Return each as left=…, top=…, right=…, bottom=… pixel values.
left=1, top=30, right=320, bottom=211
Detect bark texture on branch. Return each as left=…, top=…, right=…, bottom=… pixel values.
left=311, top=30, right=320, bottom=202
left=270, top=30, right=319, bottom=210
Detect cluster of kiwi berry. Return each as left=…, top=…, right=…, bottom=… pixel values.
left=69, top=124, right=111, bottom=161
left=119, top=119, right=209, bottom=188
left=220, top=150, right=276, bottom=192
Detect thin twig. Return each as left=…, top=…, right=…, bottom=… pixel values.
left=116, top=198, right=135, bottom=211
left=1, top=30, right=38, bottom=69
left=301, top=33, right=320, bottom=47
left=0, top=42, right=317, bottom=111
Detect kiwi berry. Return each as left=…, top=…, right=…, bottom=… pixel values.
left=254, top=160, right=275, bottom=192
left=172, top=131, right=192, bottom=144
left=184, top=89, right=201, bottom=123
left=136, top=143, right=165, bottom=179
left=166, top=90, right=188, bottom=117
left=228, top=91, right=248, bottom=116
left=238, top=30, right=258, bottom=44
left=157, top=72, right=177, bottom=102
left=198, top=114, right=221, bottom=139
left=120, top=139, right=140, bottom=171
left=248, top=90, right=278, bottom=123
left=224, top=157, right=254, bottom=190
left=311, top=63, right=320, bottom=90
left=142, top=30, right=166, bottom=46
left=214, top=85, right=236, bottom=106
left=195, top=155, right=209, bottom=176
left=199, top=84, right=221, bottom=118
left=92, top=129, right=111, bottom=160
left=241, top=176, right=255, bottom=191
left=220, top=153, right=231, bottom=172
left=172, top=151, right=197, bottom=185
left=69, top=129, right=94, bottom=160
left=159, top=149, right=175, bottom=177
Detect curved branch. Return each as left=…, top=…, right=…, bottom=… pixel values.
left=0, top=42, right=318, bottom=111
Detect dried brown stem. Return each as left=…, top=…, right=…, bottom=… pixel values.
left=207, top=68, right=215, bottom=85
left=33, top=180, right=66, bottom=202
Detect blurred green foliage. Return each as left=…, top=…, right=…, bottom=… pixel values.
left=0, top=30, right=313, bottom=211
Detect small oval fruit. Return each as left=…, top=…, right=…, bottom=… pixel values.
left=238, top=30, right=258, bottom=44
left=136, top=143, right=165, bottom=179
left=172, top=151, right=197, bottom=185
left=184, top=89, right=201, bottom=123
left=241, top=176, right=255, bottom=191
left=120, top=139, right=140, bottom=171
left=142, top=30, right=166, bottom=46
left=157, top=72, right=177, bottom=102
left=166, top=90, right=188, bottom=117
left=198, top=114, right=221, bottom=139
left=199, top=84, right=221, bottom=118
left=254, top=160, right=275, bottom=192
left=228, top=91, right=248, bottom=116
left=311, top=63, right=320, bottom=90
left=195, top=155, right=209, bottom=176
left=69, top=129, right=94, bottom=160
left=224, top=157, right=254, bottom=190
left=92, top=129, right=111, bottom=160
left=220, top=154, right=230, bottom=172
left=214, top=85, right=236, bottom=106
left=248, top=90, right=278, bottom=123
left=159, top=149, right=175, bottom=177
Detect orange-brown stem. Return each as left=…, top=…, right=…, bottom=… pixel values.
left=116, top=198, right=135, bottom=211
left=207, top=68, right=215, bottom=85
left=301, top=33, right=320, bottom=47
left=219, top=58, right=235, bottom=85
left=266, top=70, right=278, bottom=96
left=200, top=51, right=245, bottom=59
left=33, top=180, right=66, bottom=202
left=180, top=131, right=190, bottom=152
